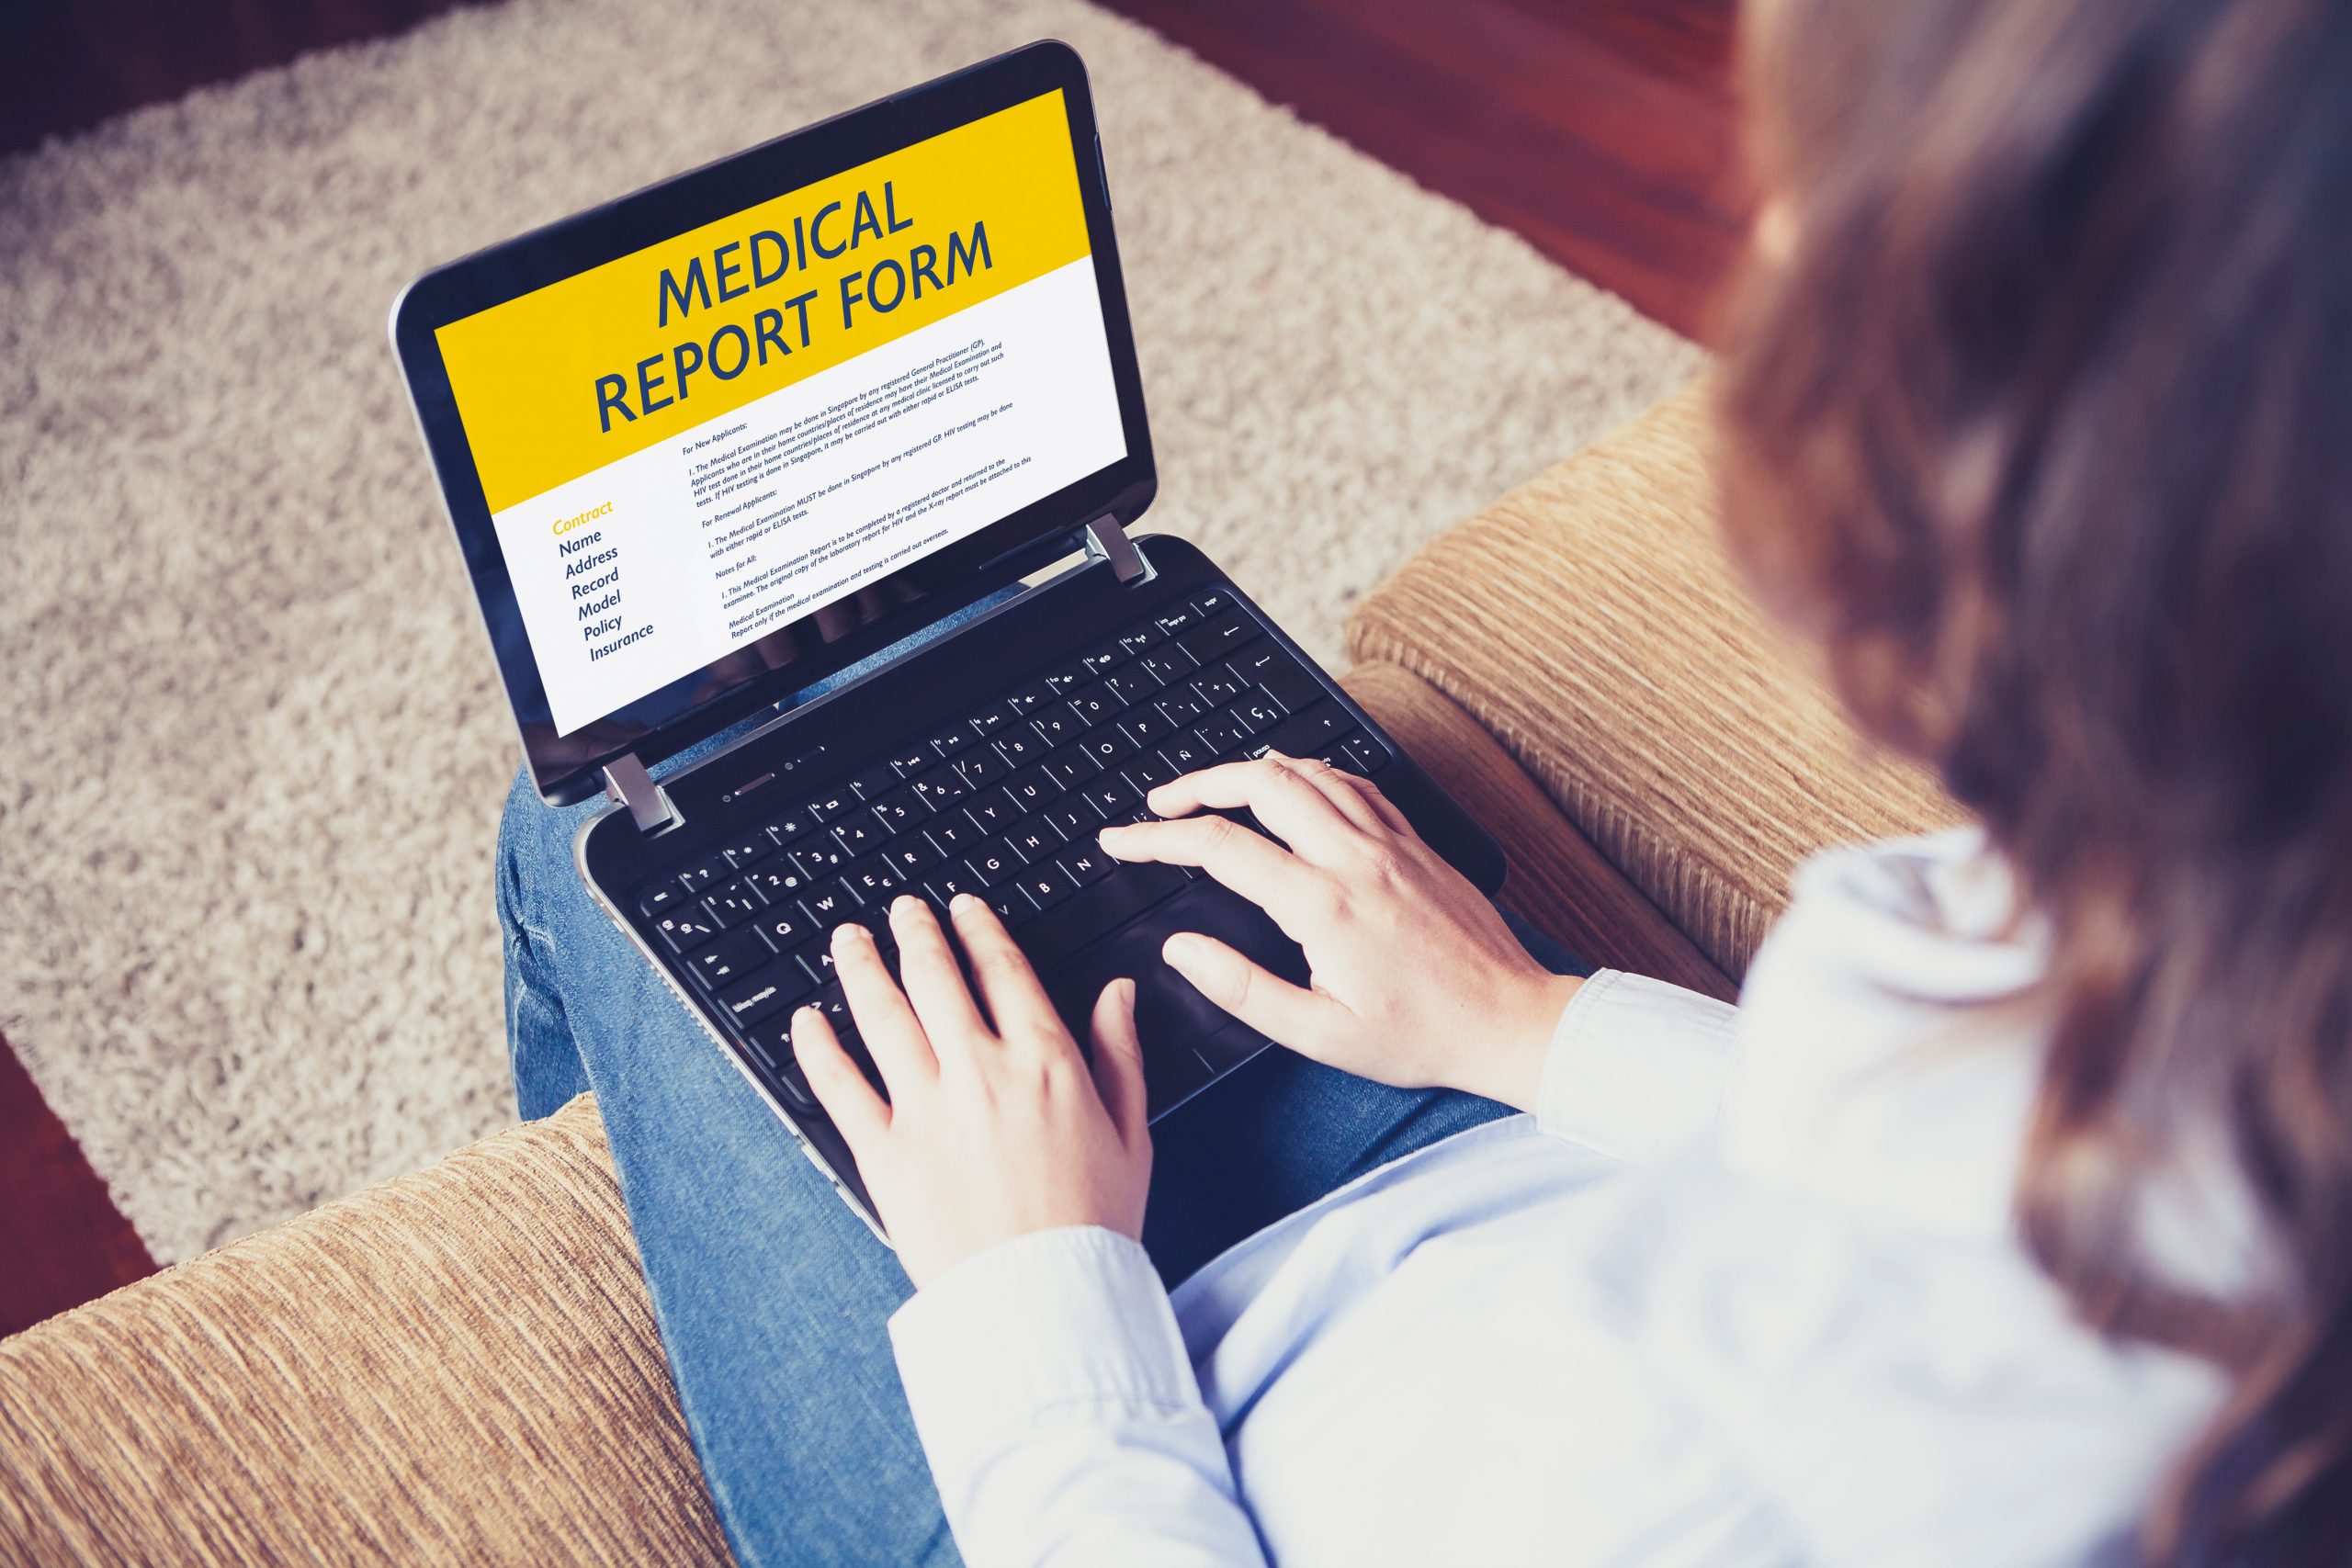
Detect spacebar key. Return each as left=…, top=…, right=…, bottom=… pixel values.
left=1020, top=863, right=1187, bottom=968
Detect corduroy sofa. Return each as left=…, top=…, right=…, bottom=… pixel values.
left=0, top=383, right=1957, bottom=1564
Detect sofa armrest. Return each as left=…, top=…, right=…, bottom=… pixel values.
left=1347, top=381, right=1958, bottom=977
left=0, top=1097, right=728, bottom=1566
left=1342, top=661, right=1734, bottom=1001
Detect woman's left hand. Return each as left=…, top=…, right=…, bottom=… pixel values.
left=790, top=893, right=1152, bottom=1290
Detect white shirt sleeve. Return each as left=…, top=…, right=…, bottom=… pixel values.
left=889, top=1224, right=1269, bottom=1568
left=1536, top=968, right=1741, bottom=1160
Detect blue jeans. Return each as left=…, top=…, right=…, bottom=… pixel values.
left=496, top=731, right=1584, bottom=1565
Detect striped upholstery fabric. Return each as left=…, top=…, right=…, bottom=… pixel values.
left=0, top=1097, right=731, bottom=1566
left=1348, top=381, right=1959, bottom=976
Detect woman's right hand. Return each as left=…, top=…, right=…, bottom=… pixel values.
left=1098, top=753, right=1579, bottom=1112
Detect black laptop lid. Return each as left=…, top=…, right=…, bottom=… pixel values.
left=390, top=42, right=1155, bottom=805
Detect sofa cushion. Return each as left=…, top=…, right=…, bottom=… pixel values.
left=0, top=1096, right=728, bottom=1566
left=1347, top=381, right=1959, bottom=976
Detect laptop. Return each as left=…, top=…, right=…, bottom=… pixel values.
left=390, top=40, right=1503, bottom=1235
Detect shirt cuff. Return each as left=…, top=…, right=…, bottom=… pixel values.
left=1536, top=968, right=1741, bottom=1161
left=888, top=1225, right=1200, bottom=1475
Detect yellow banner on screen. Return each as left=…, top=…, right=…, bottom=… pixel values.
left=435, top=90, right=1090, bottom=515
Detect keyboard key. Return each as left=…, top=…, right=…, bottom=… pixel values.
left=845, top=862, right=901, bottom=903
left=1115, top=624, right=1160, bottom=656
left=925, top=865, right=984, bottom=905
left=1080, top=728, right=1139, bottom=769
left=718, top=964, right=809, bottom=1028
left=1259, top=702, right=1352, bottom=758
left=967, top=842, right=1023, bottom=886
left=831, top=816, right=886, bottom=856
left=1067, top=687, right=1123, bottom=727
left=804, top=982, right=855, bottom=1032
left=1057, top=843, right=1117, bottom=886
left=1191, top=663, right=1247, bottom=706
left=963, top=792, right=1021, bottom=834
left=1004, top=680, right=1054, bottom=716
left=752, top=903, right=818, bottom=953
left=969, top=702, right=1017, bottom=738
left=1042, top=662, right=1091, bottom=696
left=639, top=879, right=690, bottom=919
left=1082, top=776, right=1139, bottom=818
left=883, top=835, right=944, bottom=877
left=1140, top=649, right=1197, bottom=685
left=1195, top=716, right=1247, bottom=755
left=805, top=786, right=857, bottom=822
left=1041, top=750, right=1101, bottom=790
left=1341, top=732, right=1391, bottom=773
left=868, top=787, right=928, bottom=834
left=1104, top=668, right=1159, bottom=705
left=988, top=889, right=1039, bottom=929
left=1014, top=863, right=1076, bottom=910
left=1039, top=801, right=1093, bottom=842
left=955, top=749, right=1008, bottom=789
left=1120, top=707, right=1176, bottom=747
left=1154, top=604, right=1203, bottom=637
left=1002, top=768, right=1065, bottom=813
left=1178, top=610, right=1256, bottom=664
left=719, top=832, right=774, bottom=869
left=800, top=881, right=861, bottom=923
left=928, top=813, right=986, bottom=854
left=743, top=861, right=808, bottom=900
left=992, top=728, right=1047, bottom=769
left=1125, top=751, right=1182, bottom=791
left=888, top=744, right=933, bottom=776
left=1155, top=689, right=1205, bottom=726
left=687, top=932, right=768, bottom=990
left=930, top=722, right=977, bottom=758
left=907, top=767, right=968, bottom=812
left=790, top=840, right=853, bottom=880
left=677, top=855, right=729, bottom=895
left=1188, top=587, right=1237, bottom=618
left=1080, top=645, right=1127, bottom=677
left=740, top=1021, right=817, bottom=1108
left=1031, top=707, right=1082, bottom=748
left=1007, top=823, right=1059, bottom=863
left=1159, top=734, right=1216, bottom=774
left=847, top=762, right=900, bottom=800
left=1259, top=661, right=1324, bottom=716
left=1232, top=694, right=1283, bottom=735
left=706, top=879, right=766, bottom=928
left=654, top=907, right=722, bottom=953
left=763, top=808, right=818, bottom=846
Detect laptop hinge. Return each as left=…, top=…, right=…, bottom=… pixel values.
left=1084, top=514, right=1150, bottom=587
left=602, top=752, right=681, bottom=835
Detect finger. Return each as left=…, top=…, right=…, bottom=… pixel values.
left=1140, top=754, right=1367, bottom=861
left=1263, top=751, right=1387, bottom=836
left=1329, top=767, right=1417, bottom=837
left=885, top=895, right=990, bottom=1046
left=1098, top=812, right=1330, bottom=929
left=831, top=919, right=936, bottom=1091
left=1162, top=931, right=1351, bottom=1053
left=947, top=894, right=1065, bottom=1045
left=791, top=1004, right=889, bottom=1150
left=1087, top=978, right=1149, bottom=1147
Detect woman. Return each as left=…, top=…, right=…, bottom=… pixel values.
left=496, top=0, right=2350, bottom=1560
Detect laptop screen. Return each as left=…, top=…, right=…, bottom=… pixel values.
left=431, top=88, right=1126, bottom=743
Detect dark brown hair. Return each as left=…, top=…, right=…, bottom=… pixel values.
left=1716, top=0, right=2352, bottom=1561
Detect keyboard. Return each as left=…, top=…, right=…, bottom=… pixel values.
left=621, top=585, right=1393, bottom=1122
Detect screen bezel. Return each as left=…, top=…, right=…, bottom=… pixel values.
left=390, top=41, right=1154, bottom=805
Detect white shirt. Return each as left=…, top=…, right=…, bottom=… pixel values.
left=888, top=830, right=2230, bottom=1566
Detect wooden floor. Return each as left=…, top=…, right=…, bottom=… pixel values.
left=1, top=0, right=1744, bottom=1332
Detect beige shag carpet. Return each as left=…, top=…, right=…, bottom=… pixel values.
left=0, top=0, right=1703, bottom=1262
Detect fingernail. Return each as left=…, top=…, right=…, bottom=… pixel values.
left=1119, top=976, right=1139, bottom=1008
left=950, top=892, right=982, bottom=914
left=891, top=894, right=922, bottom=919
left=833, top=921, right=869, bottom=948
left=1164, top=932, right=1207, bottom=964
